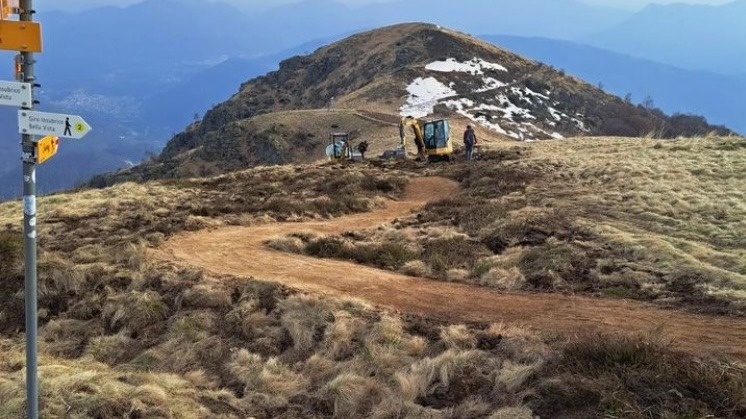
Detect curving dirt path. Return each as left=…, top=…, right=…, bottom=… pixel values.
left=154, top=177, right=746, bottom=359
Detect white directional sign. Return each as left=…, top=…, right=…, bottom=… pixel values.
left=18, top=110, right=92, bottom=139
left=0, top=80, right=31, bottom=107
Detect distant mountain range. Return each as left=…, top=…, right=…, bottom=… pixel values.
left=481, top=35, right=746, bottom=134
left=0, top=1, right=340, bottom=199
left=240, top=0, right=633, bottom=46
left=585, top=0, right=746, bottom=75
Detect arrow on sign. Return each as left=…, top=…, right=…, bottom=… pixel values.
left=0, top=80, right=31, bottom=107
left=18, top=110, right=92, bottom=139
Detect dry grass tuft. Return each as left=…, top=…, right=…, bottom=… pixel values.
left=396, top=349, right=497, bottom=408
left=453, top=397, right=495, bottom=418
left=400, top=260, right=432, bottom=277
left=181, top=284, right=232, bottom=309
left=488, top=406, right=534, bottom=419
left=38, top=252, right=88, bottom=298
left=40, top=319, right=102, bottom=358
left=324, top=373, right=388, bottom=418
left=440, top=325, right=477, bottom=350
left=0, top=341, right=225, bottom=418
left=85, top=332, right=136, bottom=365
left=404, top=336, right=429, bottom=357
left=265, top=235, right=306, bottom=253
left=229, top=349, right=309, bottom=398
left=497, top=360, right=541, bottom=392
left=480, top=267, right=526, bottom=290
left=368, top=315, right=406, bottom=348
left=113, top=241, right=147, bottom=271
left=279, top=294, right=332, bottom=353
left=535, top=331, right=746, bottom=418
left=257, top=357, right=309, bottom=397
left=445, top=268, right=470, bottom=282
left=323, top=310, right=367, bottom=360
left=103, top=290, right=169, bottom=332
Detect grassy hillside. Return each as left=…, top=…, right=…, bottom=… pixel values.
left=102, top=23, right=732, bottom=188
left=278, top=136, right=746, bottom=314
left=0, top=136, right=744, bottom=417
left=99, top=110, right=406, bottom=182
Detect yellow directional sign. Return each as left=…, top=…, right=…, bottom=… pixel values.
left=35, top=135, right=58, bottom=164
left=0, top=20, right=42, bottom=52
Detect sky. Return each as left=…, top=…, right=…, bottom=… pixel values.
left=36, top=0, right=737, bottom=13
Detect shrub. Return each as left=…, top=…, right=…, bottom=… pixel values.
left=488, top=406, right=534, bottom=419
left=279, top=295, right=332, bottom=353
left=266, top=236, right=305, bottom=253
left=536, top=332, right=746, bottom=418
left=399, top=260, right=432, bottom=277
left=103, top=290, right=170, bottom=332
left=480, top=267, right=526, bottom=290
left=181, top=284, right=232, bottom=310
left=0, top=231, right=22, bottom=280
left=424, top=236, right=490, bottom=273
left=305, top=236, right=418, bottom=270
left=40, top=319, right=103, bottom=358
left=518, top=241, right=596, bottom=290
left=439, top=325, right=477, bottom=350
left=445, top=268, right=469, bottom=282
left=374, top=242, right=419, bottom=270
left=324, top=373, right=388, bottom=418
left=0, top=231, right=24, bottom=334
left=85, top=332, right=136, bottom=364
left=305, top=236, right=351, bottom=260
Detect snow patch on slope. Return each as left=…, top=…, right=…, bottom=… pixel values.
left=425, top=58, right=508, bottom=75
left=401, top=57, right=589, bottom=140
left=476, top=77, right=507, bottom=92
left=400, top=77, right=458, bottom=118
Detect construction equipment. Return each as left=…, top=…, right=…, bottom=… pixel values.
left=326, top=132, right=363, bottom=161
left=393, top=116, right=454, bottom=162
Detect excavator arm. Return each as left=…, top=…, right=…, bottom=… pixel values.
left=399, top=116, right=426, bottom=158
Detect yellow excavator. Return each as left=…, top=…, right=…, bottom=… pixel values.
left=396, top=116, right=454, bottom=162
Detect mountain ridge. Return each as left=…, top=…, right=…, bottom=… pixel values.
left=481, top=34, right=746, bottom=134
left=99, top=23, right=732, bottom=185
left=585, top=0, right=746, bottom=74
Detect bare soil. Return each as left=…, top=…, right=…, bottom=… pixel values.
left=153, top=177, right=746, bottom=359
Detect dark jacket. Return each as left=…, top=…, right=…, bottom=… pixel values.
left=463, top=127, right=477, bottom=146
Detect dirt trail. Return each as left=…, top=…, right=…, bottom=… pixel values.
left=154, top=177, right=746, bottom=359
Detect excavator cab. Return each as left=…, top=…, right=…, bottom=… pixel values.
left=395, top=116, right=453, bottom=162
left=422, top=119, right=452, bottom=161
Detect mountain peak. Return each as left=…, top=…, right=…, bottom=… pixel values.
left=109, top=23, right=730, bottom=182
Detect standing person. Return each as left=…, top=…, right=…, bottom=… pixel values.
left=463, top=125, right=477, bottom=161
left=357, top=141, right=369, bottom=160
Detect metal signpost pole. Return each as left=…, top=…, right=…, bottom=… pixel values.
left=19, top=0, right=39, bottom=417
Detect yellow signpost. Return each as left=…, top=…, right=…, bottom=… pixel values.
left=10, top=2, right=48, bottom=415
left=0, top=19, right=42, bottom=52
left=35, top=135, right=58, bottom=164
left=4, top=2, right=84, bottom=416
